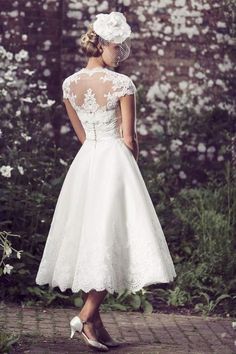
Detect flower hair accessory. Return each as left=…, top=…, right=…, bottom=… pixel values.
left=93, top=11, right=131, bottom=44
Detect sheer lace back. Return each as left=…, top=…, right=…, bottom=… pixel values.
left=62, top=67, right=136, bottom=140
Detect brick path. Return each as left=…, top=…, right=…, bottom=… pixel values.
left=0, top=303, right=235, bottom=354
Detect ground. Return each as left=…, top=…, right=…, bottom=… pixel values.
left=0, top=302, right=235, bottom=354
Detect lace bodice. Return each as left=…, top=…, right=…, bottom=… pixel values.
left=62, top=67, right=137, bottom=140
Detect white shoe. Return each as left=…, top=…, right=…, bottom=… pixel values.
left=69, top=315, right=109, bottom=352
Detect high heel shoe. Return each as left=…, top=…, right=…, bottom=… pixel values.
left=95, top=324, right=122, bottom=348
left=69, top=315, right=109, bottom=352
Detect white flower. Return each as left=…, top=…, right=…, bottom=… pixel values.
left=158, top=172, right=165, bottom=179
left=47, top=99, right=55, bottom=106
left=60, top=125, right=70, bottom=134
left=17, top=251, right=23, bottom=259
left=15, top=49, right=28, bottom=62
left=0, top=165, right=14, bottom=178
left=1, top=88, right=7, bottom=96
left=179, top=81, right=188, bottom=91
left=179, top=171, right=187, bottom=179
left=140, top=150, right=148, bottom=157
left=21, top=132, right=32, bottom=141
left=59, top=158, right=68, bottom=166
left=3, top=264, right=14, bottom=274
left=170, top=139, right=183, bottom=151
left=197, top=142, right=206, bottom=153
left=22, top=97, right=33, bottom=103
left=185, top=144, right=196, bottom=152
left=207, top=146, right=216, bottom=153
left=6, top=52, right=13, bottom=60
left=39, top=99, right=55, bottom=108
left=217, top=155, right=224, bottom=161
left=0, top=46, right=7, bottom=56
left=17, top=165, right=24, bottom=175
left=168, top=91, right=176, bottom=99
left=93, top=11, right=131, bottom=43
left=23, top=69, right=35, bottom=75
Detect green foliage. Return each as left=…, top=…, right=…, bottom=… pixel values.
left=0, top=329, right=20, bottom=354
left=167, top=286, right=191, bottom=307
left=26, top=286, right=68, bottom=306
left=194, top=292, right=232, bottom=316
left=100, top=289, right=153, bottom=313
left=157, top=161, right=236, bottom=315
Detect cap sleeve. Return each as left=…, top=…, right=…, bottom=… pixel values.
left=118, top=76, right=137, bottom=98
left=62, top=77, right=70, bottom=99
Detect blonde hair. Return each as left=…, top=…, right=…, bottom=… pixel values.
left=80, top=24, right=102, bottom=57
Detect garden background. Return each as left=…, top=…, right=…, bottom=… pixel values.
left=0, top=0, right=235, bottom=318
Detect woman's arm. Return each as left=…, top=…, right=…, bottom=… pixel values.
left=63, top=98, right=86, bottom=144
left=119, top=94, right=139, bottom=161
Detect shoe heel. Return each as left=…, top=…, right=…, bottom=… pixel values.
left=70, top=325, right=76, bottom=339
left=69, top=316, right=83, bottom=339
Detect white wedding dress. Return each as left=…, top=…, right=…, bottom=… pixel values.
left=35, top=67, right=176, bottom=295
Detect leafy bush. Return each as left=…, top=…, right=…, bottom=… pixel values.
left=156, top=161, right=236, bottom=315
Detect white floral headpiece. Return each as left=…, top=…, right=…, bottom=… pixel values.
left=93, top=11, right=131, bottom=44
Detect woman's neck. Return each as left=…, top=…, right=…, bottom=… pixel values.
left=85, top=57, right=107, bottom=69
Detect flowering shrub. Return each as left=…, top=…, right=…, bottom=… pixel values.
left=135, top=76, right=234, bottom=194
left=0, top=45, right=66, bottom=299
left=0, top=231, right=23, bottom=276
left=0, top=42, right=91, bottom=304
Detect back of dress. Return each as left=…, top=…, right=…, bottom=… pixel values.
left=62, top=67, right=137, bottom=140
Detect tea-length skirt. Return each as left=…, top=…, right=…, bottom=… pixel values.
left=35, top=136, right=176, bottom=294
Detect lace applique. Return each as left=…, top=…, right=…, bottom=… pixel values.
left=100, top=73, right=136, bottom=98
left=81, top=88, right=100, bottom=113
left=62, top=69, right=136, bottom=109
left=61, top=69, right=137, bottom=140
left=36, top=216, right=176, bottom=295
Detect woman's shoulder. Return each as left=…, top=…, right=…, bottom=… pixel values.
left=107, top=69, right=136, bottom=91
left=62, top=72, right=80, bottom=99
left=103, top=69, right=136, bottom=96
left=106, top=69, right=131, bottom=80
left=62, top=72, right=78, bottom=85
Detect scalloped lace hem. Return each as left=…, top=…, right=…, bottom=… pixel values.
left=36, top=276, right=176, bottom=295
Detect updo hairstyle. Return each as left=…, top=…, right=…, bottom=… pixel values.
left=80, top=24, right=103, bottom=57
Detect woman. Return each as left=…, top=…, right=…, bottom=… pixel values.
left=35, top=11, right=176, bottom=352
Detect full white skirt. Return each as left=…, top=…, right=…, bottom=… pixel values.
left=35, top=137, right=176, bottom=294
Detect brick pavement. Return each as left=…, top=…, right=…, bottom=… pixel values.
left=0, top=303, right=235, bottom=354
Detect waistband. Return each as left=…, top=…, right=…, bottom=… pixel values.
left=85, top=136, right=122, bottom=142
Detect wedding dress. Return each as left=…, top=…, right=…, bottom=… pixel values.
left=35, top=67, right=176, bottom=294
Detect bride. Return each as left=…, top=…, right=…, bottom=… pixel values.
left=35, top=11, right=176, bottom=352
